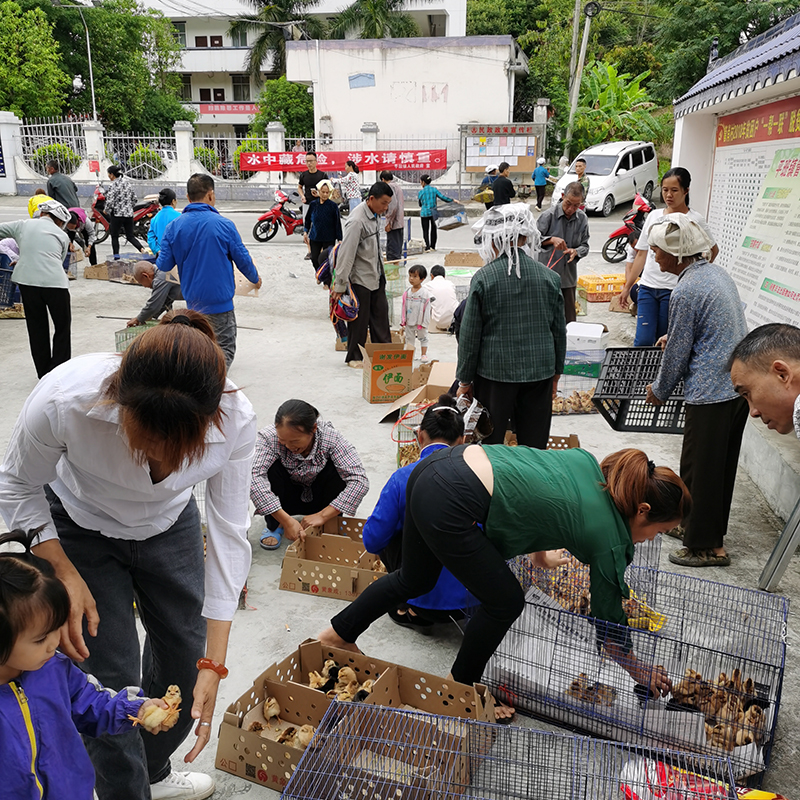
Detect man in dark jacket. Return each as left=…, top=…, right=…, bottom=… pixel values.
left=156, top=174, right=261, bottom=367
left=46, top=160, right=80, bottom=209
left=490, top=162, right=516, bottom=207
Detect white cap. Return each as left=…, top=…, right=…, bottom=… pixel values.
left=485, top=165, right=498, bottom=173
left=34, top=200, right=71, bottom=223
left=537, top=157, right=546, bottom=165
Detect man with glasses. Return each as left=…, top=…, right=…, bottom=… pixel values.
left=536, top=183, right=590, bottom=323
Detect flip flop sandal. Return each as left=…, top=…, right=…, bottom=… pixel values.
left=260, top=527, right=284, bottom=551
left=668, top=548, right=731, bottom=567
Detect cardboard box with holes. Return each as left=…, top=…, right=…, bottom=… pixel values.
left=215, top=639, right=495, bottom=791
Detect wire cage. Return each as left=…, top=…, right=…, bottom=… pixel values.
left=0, top=268, right=15, bottom=307
left=552, top=350, right=605, bottom=416
left=592, top=347, right=686, bottom=433
left=114, top=321, right=158, bottom=353
left=481, top=564, right=788, bottom=780
left=282, top=702, right=738, bottom=800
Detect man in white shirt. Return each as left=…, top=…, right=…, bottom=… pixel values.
left=428, top=265, right=459, bottom=331
left=0, top=315, right=256, bottom=800
left=729, top=323, right=800, bottom=439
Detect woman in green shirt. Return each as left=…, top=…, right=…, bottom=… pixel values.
left=318, top=444, right=690, bottom=710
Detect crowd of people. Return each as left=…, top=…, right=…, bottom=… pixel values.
left=1, top=156, right=799, bottom=800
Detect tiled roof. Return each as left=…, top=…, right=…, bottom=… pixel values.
left=674, top=12, right=800, bottom=116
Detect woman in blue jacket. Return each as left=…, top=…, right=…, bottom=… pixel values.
left=363, top=394, right=473, bottom=627
left=304, top=180, right=343, bottom=273
left=418, top=175, right=453, bottom=252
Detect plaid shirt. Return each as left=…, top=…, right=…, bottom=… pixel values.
left=250, top=420, right=369, bottom=516
left=417, top=185, right=451, bottom=218
left=457, top=251, right=566, bottom=384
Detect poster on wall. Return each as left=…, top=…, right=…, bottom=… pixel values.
left=725, top=147, right=800, bottom=328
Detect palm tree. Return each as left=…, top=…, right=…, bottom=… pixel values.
left=228, top=0, right=327, bottom=82
left=328, top=0, right=420, bottom=39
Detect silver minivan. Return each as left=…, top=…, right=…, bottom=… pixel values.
left=551, top=141, right=659, bottom=216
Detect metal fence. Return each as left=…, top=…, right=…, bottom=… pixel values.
left=19, top=117, right=89, bottom=177
left=104, top=132, right=176, bottom=180
left=195, top=135, right=270, bottom=180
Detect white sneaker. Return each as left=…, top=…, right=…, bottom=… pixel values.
left=150, top=771, right=215, bottom=800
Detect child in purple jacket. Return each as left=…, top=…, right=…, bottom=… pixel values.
left=0, top=529, right=168, bottom=800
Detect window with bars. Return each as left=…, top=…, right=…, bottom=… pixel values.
left=231, top=28, right=247, bottom=47
left=180, top=75, right=192, bottom=102
left=172, top=22, right=186, bottom=47
left=210, top=35, right=223, bottom=47
left=231, top=75, right=250, bottom=102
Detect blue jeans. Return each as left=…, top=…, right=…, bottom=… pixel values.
left=634, top=285, right=672, bottom=346
left=49, top=489, right=206, bottom=800
left=348, top=197, right=361, bottom=212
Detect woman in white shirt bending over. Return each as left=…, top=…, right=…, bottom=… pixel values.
left=619, top=167, right=719, bottom=347
left=0, top=310, right=257, bottom=800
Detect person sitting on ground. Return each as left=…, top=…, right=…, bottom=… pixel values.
left=318, top=447, right=690, bottom=718
left=428, top=265, right=459, bottom=332
left=127, top=261, right=184, bottom=327
left=363, top=395, right=475, bottom=628
left=729, top=323, right=800, bottom=439
left=147, top=188, right=181, bottom=256
left=0, top=528, right=172, bottom=800
left=304, top=179, right=343, bottom=273
left=400, top=264, right=433, bottom=363
left=250, top=400, right=369, bottom=550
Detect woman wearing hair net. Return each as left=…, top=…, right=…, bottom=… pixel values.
left=644, top=213, right=748, bottom=568
left=455, top=204, right=567, bottom=448
left=0, top=200, right=72, bottom=377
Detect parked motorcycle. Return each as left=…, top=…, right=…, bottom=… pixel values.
left=601, top=190, right=654, bottom=263
left=252, top=189, right=305, bottom=242
left=91, top=184, right=160, bottom=245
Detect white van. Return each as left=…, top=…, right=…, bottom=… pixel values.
left=551, top=141, right=659, bottom=216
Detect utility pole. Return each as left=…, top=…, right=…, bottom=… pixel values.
left=563, top=3, right=597, bottom=161
left=567, top=0, right=581, bottom=99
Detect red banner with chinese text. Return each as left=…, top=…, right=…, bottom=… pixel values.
left=239, top=150, right=447, bottom=172
left=716, top=96, right=800, bottom=148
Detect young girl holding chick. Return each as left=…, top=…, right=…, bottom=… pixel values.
left=0, top=529, right=169, bottom=800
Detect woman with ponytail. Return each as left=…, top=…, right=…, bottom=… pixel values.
left=0, top=309, right=257, bottom=800
left=0, top=528, right=170, bottom=799
left=320, top=444, right=690, bottom=715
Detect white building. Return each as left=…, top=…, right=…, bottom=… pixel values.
left=141, top=0, right=467, bottom=135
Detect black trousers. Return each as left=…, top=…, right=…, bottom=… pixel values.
left=310, top=239, right=335, bottom=275
left=680, top=396, right=748, bottom=550
left=535, top=185, right=546, bottom=209
left=17, top=284, right=71, bottom=378
left=264, top=458, right=346, bottom=532
left=109, top=214, right=143, bottom=256
left=332, top=446, right=523, bottom=685
left=421, top=217, right=437, bottom=250
left=386, top=228, right=404, bottom=263
left=562, top=286, right=577, bottom=324
left=474, top=374, right=553, bottom=449
left=345, top=278, right=391, bottom=363
left=88, top=243, right=98, bottom=266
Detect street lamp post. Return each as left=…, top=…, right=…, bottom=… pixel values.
left=59, top=4, right=98, bottom=121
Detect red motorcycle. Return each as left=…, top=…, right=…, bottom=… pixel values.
left=252, top=189, right=304, bottom=242
left=601, top=191, right=654, bottom=263
left=91, top=184, right=160, bottom=245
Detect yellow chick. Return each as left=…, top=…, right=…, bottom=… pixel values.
left=264, top=696, right=281, bottom=728
left=335, top=667, right=358, bottom=692
left=130, top=685, right=182, bottom=733
left=276, top=726, right=297, bottom=745
left=296, top=724, right=316, bottom=751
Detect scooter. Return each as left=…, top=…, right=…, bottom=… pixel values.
left=91, top=185, right=160, bottom=245
left=601, top=190, right=653, bottom=263
left=253, top=189, right=305, bottom=242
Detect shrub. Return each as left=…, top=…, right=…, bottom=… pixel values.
left=126, top=145, right=166, bottom=180
left=194, top=146, right=219, bottom=173
left=232, top=137, right=269, bottom=177
left=30, top=143, right=80, bottom=176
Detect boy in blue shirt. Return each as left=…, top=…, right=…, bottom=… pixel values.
left=147, top=188, right=181, bottom=255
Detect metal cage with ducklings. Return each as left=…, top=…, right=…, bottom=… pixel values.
left=480, top=556, right=788, bottom=780
left=282, top=701, right=742, bottom=800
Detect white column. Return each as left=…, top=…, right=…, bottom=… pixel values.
left=74, top=120, right=105, bottom=181
left=361, top=121, right=379, bottom=185
left=170, top=120, right=196, bottom=182
left=0, top=111, right=22, bottom=195
left=267, top=121, right=286, bottom=187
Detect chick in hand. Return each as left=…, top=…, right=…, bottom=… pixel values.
left=129, top=685, right=182, bottom=733
left=264, top=696, right=281, bottom=728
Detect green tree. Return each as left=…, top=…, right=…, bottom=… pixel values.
left=0, top=1, right=68, bottom=117
left=467, top=0, right=543, bottom=36
left=651, top=0, right=800, bottom=104
left=250, top=76, right=314, bottom=138
left=130, top=88, right=196, bottom=134
left=228, top=0, right=326, bottom=81
left=328, top=0, right=419, bottom=39
left=572, top=61, right=672, bottom=154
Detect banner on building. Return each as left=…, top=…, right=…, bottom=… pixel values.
left=239, top=150, right=447, bottom=172
left=715, top=96, right=800, bottom=148
left=724, top=146, right=800, bottom=328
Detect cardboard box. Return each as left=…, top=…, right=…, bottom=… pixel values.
left=566, top=321, right=609, bottom=350
left=312, top=515, right=367, bottom=541
left=83, top=263, right=109, bottom=280
left=411, top=358, right=439, bottom=389
left=444, top=251, right=483, bottom=268
left=380, top=361, right=457, bottom=420
left=279, top=534, right=386, bottom=601
left=359, top=342, right=414, bottom=404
